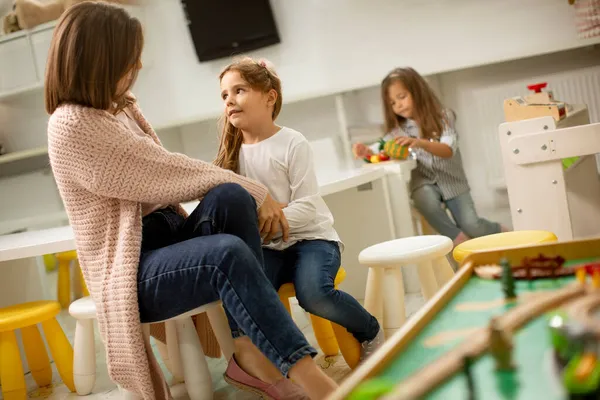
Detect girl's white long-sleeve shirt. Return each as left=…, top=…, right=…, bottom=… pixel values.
left=239, top=127, right=342, bottom=251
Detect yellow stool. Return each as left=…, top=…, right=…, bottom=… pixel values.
left=0, top=301, right=75, bottom=399
left=277, top=267, right=361, bottom=369
left=55, top=251, right=89, bottom=309
left=453, top=230, right=558, bottom=264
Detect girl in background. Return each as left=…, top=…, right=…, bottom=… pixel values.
left=215, top=57, right=383, bottom=363
left=353, top=67, right=506, bottom=246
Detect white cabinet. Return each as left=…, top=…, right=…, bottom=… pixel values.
left=0, top=33, right=38, bottom=95
left=30, top=26, right=55, bottom=81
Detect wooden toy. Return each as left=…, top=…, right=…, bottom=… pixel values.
left=499, top=101, right=600, bottom=241
left=503, top=83, right=567, bottom=123
left=327, top=237, right=600, bottom=400
left=363, top=139, right=409, bottom=163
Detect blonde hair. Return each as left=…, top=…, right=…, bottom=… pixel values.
left=214, top=56, right=283, bottom=172
left=381, top=67, right=448, bottom=140
left=45, top=2, right=143, bottom=114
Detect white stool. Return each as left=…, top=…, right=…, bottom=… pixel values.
left=69, top=296, right=235, bottom=399
left=359, top=235, right=454, bottom=338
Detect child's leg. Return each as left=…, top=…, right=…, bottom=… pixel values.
left=445, top=191, right=501, bottom=239
left=291, top=240, right=380, bottom=343
left=262, top=248, right=293, bottom=291
left=412, top=184, right=463, bottom=240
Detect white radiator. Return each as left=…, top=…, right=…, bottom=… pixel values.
left=469, top=65, right=600, bottom=189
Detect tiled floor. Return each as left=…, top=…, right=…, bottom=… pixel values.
left=8, top=293, right=425, bottom=400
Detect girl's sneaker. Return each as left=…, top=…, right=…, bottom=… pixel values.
left=360, top=329, right=385, bottom=361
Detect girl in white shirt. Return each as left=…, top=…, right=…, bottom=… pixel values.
left=215, top=57, right=383, bottom=362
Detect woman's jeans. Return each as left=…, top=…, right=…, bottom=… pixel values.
left=412, top=184, right=501, bottom=240
left=137, top=183, right=316, bottom=375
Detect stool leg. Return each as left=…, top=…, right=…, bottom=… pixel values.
left=416, top=261, right=439, bottom=301
left=57, top=259, right=71, bottom=309
left=206, top=304, right=234, bottom=361
left=156, top=339, right=183, bottom=384
left=73, top=318, right=96, bottom=395
left=382, top=268, right=406, bottom=339
left=165, top=321, right=185, bottom=384
left=309, top=314, right=339, bottom=356
left=432, top=256, right=455, bottom=288
left=21, top=325, right=52, bottom=387
left=175, top=318, right=212, bottom=400
left=364, top=267, right=384, bottom=328
left=79, top=264, right=90, bottom=297
left=0, top=330, right=27, bottom=400
left=278, top=293, right=292, bottom=314
left=331, top=323, right=361, bottom=369
left=41, top=318, right=75, bottom=392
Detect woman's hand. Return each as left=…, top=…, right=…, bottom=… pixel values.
left=352, top=142, right=373, bottom=159
left=395, top=137, right=425, bottom=149
left=258, top=193, right=290, bottom=243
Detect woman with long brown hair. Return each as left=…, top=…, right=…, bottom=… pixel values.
left=45, top=2, right=337, bottom=399
left=353, top=67, right=506, bottom=245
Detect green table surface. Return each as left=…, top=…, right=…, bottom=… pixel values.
left=371, top=257, right=599, bottom=399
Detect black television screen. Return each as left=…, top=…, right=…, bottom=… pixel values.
left=181, top=0, right=281, bottom=62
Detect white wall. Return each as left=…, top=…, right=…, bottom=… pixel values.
left=134, top=0, right=598, bottom=130
left=1, top=1, right=599, bottom=229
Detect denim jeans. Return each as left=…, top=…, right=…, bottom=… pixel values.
left=412, top=184, right=501, bottom=240
left=263, top=240, right=380, bottom=343
left=137, top=183, right=317, bottom=375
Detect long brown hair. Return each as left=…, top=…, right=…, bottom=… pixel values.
left=381, top=67, right=448, bottom=140
left=214, top=57, right=283, bottom=172
left=45, top=2, right=143, bottom=114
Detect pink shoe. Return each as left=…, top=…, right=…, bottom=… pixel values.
left=224, top=356, right=309, bottom=400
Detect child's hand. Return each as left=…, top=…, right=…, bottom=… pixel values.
left=352, top=143, right=373, bottom=159
left=258, top=193, right=290, bottom=242
left=395, top=137, right=424, bottom=149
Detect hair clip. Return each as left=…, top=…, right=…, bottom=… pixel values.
left=258, top=60, right=267, bottom=68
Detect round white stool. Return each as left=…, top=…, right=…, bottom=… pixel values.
left=359, top=235, right=454, bottom=338
left=69, top=296, right=234, bottom=399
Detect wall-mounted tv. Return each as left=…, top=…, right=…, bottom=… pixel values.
left=181, top=0, right=281, bottom=62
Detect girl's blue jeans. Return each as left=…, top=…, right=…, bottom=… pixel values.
left=412, top=184, right=501, bottom=240
left=136, top=183, right=316, bottom=376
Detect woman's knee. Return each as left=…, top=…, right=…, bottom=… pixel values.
left=206, top=183, right=255, bottom=211
left=214, top=234, right=258, bottom=274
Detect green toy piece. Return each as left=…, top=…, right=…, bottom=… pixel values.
left=500, top=258, right=517, bottom=300
left=463, top=355, right=476, bottom=400
left=348, top=378, right=396, bottom=400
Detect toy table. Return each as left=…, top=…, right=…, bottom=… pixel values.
left=330, top=237, right=600, bottom=400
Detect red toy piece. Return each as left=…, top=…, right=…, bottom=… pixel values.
left=527, top=83, right=548, bottom=93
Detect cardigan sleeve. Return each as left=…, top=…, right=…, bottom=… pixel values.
left=50, top=115, right=268, bottom=207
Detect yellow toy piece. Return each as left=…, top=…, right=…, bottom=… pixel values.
left=383, top=140, right=409, bottom=160
left=593, top=270, right=600, bottom=289
left=370, top=155, right=381, bottom=164
left=577, top=268, right=587, bottom=285
left=278, top=267, right=361, bottom=369
left=0, top=301, right=74, bottom=399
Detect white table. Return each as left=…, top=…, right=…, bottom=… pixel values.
left=0, top=161, right=416, bottom=304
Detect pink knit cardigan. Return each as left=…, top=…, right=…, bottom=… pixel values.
left=47, top=100, right=268, bottom=399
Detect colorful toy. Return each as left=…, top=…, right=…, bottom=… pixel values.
left=383, top=139, right=409, bottom=160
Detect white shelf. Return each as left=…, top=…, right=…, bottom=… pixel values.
left=0, top=146, right=49, bottom=177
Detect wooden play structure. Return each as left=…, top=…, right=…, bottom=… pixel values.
left=498, top=87, right=600, bottom=241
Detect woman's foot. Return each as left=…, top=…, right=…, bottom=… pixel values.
left=233, top=336, right=283, bottom=384
left=288, top=356, right=338, bottom=399
left=225, top=356, right=309, bottom=400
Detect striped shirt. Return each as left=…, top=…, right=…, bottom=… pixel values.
left=371, top=110, right=470, bottom=200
